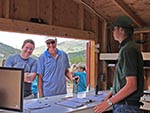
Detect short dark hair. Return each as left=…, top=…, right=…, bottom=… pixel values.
left=22, top=39, right=35, bottom=48
left=123, top=27, right=134, bottom=38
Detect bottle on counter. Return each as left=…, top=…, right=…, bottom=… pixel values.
left=95, top=84, right=98, bottom=95
left=73, top=77, right=78, bottom=94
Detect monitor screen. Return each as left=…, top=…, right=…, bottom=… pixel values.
left=0, top=67, right=24, bottom=112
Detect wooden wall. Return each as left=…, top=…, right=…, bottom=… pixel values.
left=0, top=0, right=97, bottom=40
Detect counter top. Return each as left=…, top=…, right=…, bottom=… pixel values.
left=23, top=91, right=109, bottom=113
left=1, top=90, right=149, bottom=113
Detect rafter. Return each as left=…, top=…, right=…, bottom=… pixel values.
left=112, top=0, right=146, bottom=27
left=2, top=0, right=10, bottom=18
left=135, top=28, right=150, bottom=34
left=0, top=18, right=95, bottom=40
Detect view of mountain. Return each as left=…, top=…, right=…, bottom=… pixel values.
left=33, top=40, right=87, bottom=64
left=33, top=40, right=86, bottom=56
left=0, top=40, right=87, bottom=66
left=0, top=42, right=21, bottom=65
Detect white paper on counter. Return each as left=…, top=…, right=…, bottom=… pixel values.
left=24, top=101, right=51, bottom=110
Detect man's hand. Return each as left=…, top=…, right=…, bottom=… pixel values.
left=73, top=76, right=80, bottom=83
left=94, top=100, right=110, bottom=113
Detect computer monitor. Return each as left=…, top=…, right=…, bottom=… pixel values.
left=0, top=67, right=24, bottom=112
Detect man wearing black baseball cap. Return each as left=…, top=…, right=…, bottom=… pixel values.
left=94, top=16, right=144, bottom=113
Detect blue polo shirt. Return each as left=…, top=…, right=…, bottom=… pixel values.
left=37, top=49, right=70, bottom=97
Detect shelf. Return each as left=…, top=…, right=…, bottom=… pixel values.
left=100, top=52, right=150, bottom=67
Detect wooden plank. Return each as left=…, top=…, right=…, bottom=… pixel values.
left=38, top=0, right=52, bottom=25
left=90, top=15, right=98, bottom=89
left=53, top=0, right=79, bottom=29
left=140, top=33, right=144, bottom=51
left=2, top=0, right=10, bottom=18
left=100, top=53, right=118, bottom=60
left=100, top=20, right=108, bottom=90
left=77, top=4, right=84, bottom=29
left=9, top=0, right=38, bottom=20
left=89, top=41, right=96, bottom=88
left=0, top=18, right=95, bottom=40
left=143, top=53, right=150, bottom=60
left=78, top=0, right=106, bottom=21
left=112, top=0, right=146, bottom=27
left=0, top=1, right=2, bottom=17
left=100, top=52, right=150, bottom=60
left=86, top=42, right=90, bottom=90
left=36, top=0, right=40, bottom=18
left=134, top=28, right=150, bottom=34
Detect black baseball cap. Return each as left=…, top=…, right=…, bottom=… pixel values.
left=113, top=16, right=134, bottom=29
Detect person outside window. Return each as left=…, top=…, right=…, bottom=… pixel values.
left=70, top=63, right=86, bottom=92
left=32, top=76, right=38, bottom=98
left=4, top=39, right=37, bottom=99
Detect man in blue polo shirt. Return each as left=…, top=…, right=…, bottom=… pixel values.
left=37, top=37, right=74, bottom=97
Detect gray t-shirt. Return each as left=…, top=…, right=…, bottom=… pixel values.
left=4, top=54, right=37, bottom=97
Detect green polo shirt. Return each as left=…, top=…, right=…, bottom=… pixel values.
left=112, top=38, right=144, bottom=102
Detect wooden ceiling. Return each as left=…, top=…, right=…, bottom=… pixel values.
left=79, top=0, right=150, bottom=28
left=0, top=0, right=149, bottom=39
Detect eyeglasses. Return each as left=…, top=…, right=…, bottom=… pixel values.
left=46, top=41, right=56, bottom=45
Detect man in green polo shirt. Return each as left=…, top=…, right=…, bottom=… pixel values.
left=94, top=16, right=144, bottom=113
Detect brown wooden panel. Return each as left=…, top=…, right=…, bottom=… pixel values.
left=0, top=0, right=2, bottom=17
left=89, top=41, right=96, bottom=88
left=38, top=0, right=52, bottom=24
left=2, top=0, right=10, bottom=18
left=143, top=33, right=150, bottom=52
left=53, top=0, right=79, bottom=29
left=0, top=0, right=9, bottom=18
left=0, top=18, right=95, bottom=40
left=84, top=9, right=92, bottom=31
left=124, top=0, right=150, bottom=25
left=9, top=0, right=38, bottom=21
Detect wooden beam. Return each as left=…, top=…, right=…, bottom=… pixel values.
left=101, top=20, right=108, bottom=90
left=140, top=33, right=144, bottom=51
left=112, top=0, right=146, bottom=27
left=36, top=0, right=40, bottom=18
left=86, top=42, right=90, bottom=90
left=100, top=52, right=150, bottom=60
left=74, top=0, right=106, bottom=21
left=48, top=0, right=52, bottom=25
left=77, top=4, right=84, bottom=29
left=0, top=18, right=95, bottom=40
left=2, top=0, right=10, bottom=18
left=89, top=41, right=96, bottom=88
left=134, top=28, right=150, bottom=34
left=100, top=53, right=118, bottom=60
left=90, top=15, right=98, bottom=89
